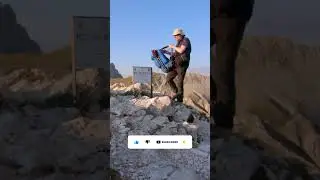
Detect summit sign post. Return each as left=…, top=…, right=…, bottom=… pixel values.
left=132, top=66, right=153, bottom=97
left=71, top=16, right=110, bottom=102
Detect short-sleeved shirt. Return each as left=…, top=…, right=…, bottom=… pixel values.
left=174, top=36, right=191, bottom=58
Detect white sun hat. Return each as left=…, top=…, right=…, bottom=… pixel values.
left=172, top=28, right=185, bottom=36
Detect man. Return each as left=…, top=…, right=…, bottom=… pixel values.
left=163, top=28, right=192, bottom=102
left=211, top=0, right=255, bottom=133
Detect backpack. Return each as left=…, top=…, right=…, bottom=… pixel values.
left=151, top=49, right=174, bottom=73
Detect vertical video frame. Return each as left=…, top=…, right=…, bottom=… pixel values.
left=110, top=0, right=210, bottom=179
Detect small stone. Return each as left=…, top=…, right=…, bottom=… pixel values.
left=152, top=116, right=168, bottom=126
left=134, top=110, right=146, bottom=116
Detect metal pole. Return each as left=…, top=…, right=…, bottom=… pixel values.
left=150, top=67, right=153, bottom=98
left=71, top=16, right=77, bottom=104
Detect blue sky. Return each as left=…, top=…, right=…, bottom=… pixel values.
left=111, top=0, right=210, bottom=76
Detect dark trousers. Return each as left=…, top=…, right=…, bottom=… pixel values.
left=211, top=18, right=248, bottom=129
left=166, top=56, right=190, bottom=102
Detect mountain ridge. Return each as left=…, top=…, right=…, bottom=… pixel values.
left=0, top=3, right=42, bottom=54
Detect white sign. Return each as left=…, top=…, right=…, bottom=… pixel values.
left=132, top=66, right=152, bottom=84
left=72, top=16, right=109, bottom=68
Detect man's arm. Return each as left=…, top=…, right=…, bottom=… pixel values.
left=172, top=38, right=189, bottom=54
left=173, top=45, right=186, bottom=54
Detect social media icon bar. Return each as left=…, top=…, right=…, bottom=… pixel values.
left=128, top=135, right=192, bottom=149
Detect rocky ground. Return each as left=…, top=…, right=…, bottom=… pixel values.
left=0, top=68, right=115, bottom=179
left=110, top=83, right=210, bottom=179
left=0, top=106, right=110, bottom=180
left=0, top=68, right=211, bottom=180
left=0, top=68, right=320, bottom=180
left=110, top=82, right=320, bottom=180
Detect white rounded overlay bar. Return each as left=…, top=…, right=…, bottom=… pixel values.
left=128, top=135, right=193, bottom=149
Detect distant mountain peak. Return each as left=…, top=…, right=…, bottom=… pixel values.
left=0, top=3, right=42, bottom=54
left=110, top=63, right=122, bottom=78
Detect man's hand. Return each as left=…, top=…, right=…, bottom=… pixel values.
left=161, top=49, right=171, bottom=55
left=161, top=49, right=168, bottom=54
left=168, top=44, right=175, bottom=49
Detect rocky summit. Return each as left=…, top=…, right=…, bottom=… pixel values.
left=110, top=82, right=210, bottom=180
left=0, top=67, right=319, bottom=179
left=110, top=81, right=320, bottom=180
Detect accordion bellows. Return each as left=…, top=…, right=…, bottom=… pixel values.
left=151, top=49, right=174, bottom=73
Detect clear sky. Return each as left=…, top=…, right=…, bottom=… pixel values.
left=110, top=0, right=210, bottom=76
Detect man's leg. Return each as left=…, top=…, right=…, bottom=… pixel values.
left=211, top=18, right=247, bottom=129
left=175, top=59, right=190, bottom=102
left=166, top=70, right=178, bottom=94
